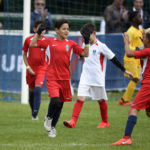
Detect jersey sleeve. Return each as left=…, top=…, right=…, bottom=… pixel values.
left=37, top=38, right=49, bottom=49
left=101, top=44, right=115, bottom=60
left=22, top=38, right=29, bottom=52
left=134, top=48, right=150, bottom=59
left=72, top=41, right=83, bottom=55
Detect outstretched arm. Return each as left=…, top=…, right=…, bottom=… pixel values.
left=123, top=33, right=135, bottom=57
left=80, top=45, right=89, bottom=57
left=110, top=56, right=133, bottom=79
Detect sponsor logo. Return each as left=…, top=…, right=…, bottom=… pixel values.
left=122, top=139, right=130, bottom=144
left=66, top=45, right=69, bottom=51
left=52, top=44, right=57, bottom=46
left=66, top=97, right=72, bottom=100
left=93, top=50, right=96, bottom=55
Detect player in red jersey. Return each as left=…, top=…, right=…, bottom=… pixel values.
left=112, top=30, right=150, bottom=145
left=30, top=19, right=90, bottom=137
left=22, top=20, right=47, bottom=120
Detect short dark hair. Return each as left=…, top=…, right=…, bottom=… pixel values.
left=54, top=19, right=70, bottom=29
left=128, top=11, right=139, bottom=22
left=33, top=20, right=43, bottom=28
left=80, top=23, right=96, bottom=34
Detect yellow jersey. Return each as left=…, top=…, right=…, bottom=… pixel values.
left=124, top=26, right=143, bottom=62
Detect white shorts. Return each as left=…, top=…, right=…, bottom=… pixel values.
left=77, top=83, right=108, bottom=101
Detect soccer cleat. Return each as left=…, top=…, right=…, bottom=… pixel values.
left=112, top=136, right=132, bottom=145
left=119, top=99, right=132, bottom=106
left=48, top=127, right=56, bottom=138
left=97, top=121, right=110, bottom=128
left=44, top=115, right=52, bottom=132
left=63, top=119, right=76, bottom=128
left=32, top=116, right=39, bottom=120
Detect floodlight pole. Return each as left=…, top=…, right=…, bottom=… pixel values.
left=21, top=0, right=31, bottom=104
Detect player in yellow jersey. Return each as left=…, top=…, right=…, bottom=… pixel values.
left=119, top=11, right=143, bottom=106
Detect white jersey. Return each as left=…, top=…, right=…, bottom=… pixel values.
left=80, top=40, right=115, bottom=87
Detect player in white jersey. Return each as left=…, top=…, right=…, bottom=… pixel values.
left=63, top=23, right=133, bottom=128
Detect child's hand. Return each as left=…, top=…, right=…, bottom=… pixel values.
left=124, top=70, right=133, bottom=79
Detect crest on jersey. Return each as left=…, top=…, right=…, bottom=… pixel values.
left=66, top=45, right=69, bottom=51
left=93, top=50, right=96, bottom=55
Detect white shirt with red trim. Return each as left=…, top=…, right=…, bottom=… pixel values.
left=80, top=40, right=115, bottom=86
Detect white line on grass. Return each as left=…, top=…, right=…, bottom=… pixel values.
left=1, top=142, right=145, bottom=147
left=1, top=143, right=110, bottom=147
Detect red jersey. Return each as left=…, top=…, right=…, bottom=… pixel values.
left=22, top=35, right=47, bottom=67
left=134, top=48, right=150, bottom=84
left=37, top=38, right=83, bottom=80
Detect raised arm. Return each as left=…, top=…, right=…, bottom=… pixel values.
left=123, top=33, right=135, bottom=57
left=30, top=22, right=47, bottom=47
left=80, top=25, right=91, bottom=57
left=30, top=33, right=40, bottom=47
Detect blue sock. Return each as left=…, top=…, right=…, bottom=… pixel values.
left=29, top=91, right=34, bottom=112
left=125, top=115, right=137, bottom=137
left=32, top=87, right=41, bottom=117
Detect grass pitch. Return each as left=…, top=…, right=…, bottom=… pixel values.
left=0, top=99, right=150, bottom=150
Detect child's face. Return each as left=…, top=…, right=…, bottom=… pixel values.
left=134, top=13, right=143, bottom=25
left=89, top=32, right=96, bottom=43
left=56, top=23, right=69, bottom=39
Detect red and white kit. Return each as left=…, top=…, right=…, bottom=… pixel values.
left=22, top=35, right=48, bottom=88
left=37, top=38, right=83, bottom=101
left=131, top=48, right=150, bottom=110
left=78, top=40, right=115, bottom=100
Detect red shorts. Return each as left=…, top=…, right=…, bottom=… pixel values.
left=46, top=80, right=72, bottom=102
left=26, top=66, right=47, bottom=89
left=131, top=84, right=150, bottom=110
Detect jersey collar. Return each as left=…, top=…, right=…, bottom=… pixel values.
left=54, top=38, right=68, bottom=42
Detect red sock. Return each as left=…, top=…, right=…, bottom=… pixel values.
left=72, top=100, right=84, bottom=123
left=98, top=100, right=108, bottom=123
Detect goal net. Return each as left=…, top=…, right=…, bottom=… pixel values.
left=1, top=0, right=149, bottom=102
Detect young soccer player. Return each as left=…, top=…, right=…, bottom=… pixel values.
left=63, top=23, right=133, bottom=129
left=30, top=19, right=90, bottom=137
left=22, top=20, right=47, bottom=120
left=112, top=30, right=150, bottom=145
left=119, top=11, right=143, bottom=106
